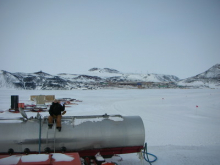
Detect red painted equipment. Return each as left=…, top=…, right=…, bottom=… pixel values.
left=18, top=103, right=25, bottom=109
left=78, top=146, right=143, bottom=157
left=0, top=153, right=81, bottom=165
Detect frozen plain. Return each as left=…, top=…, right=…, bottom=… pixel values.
left=0, top=88, right=220, bottom=165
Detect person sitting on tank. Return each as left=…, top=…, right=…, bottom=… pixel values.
left=48, top=99, right=66, bottom=132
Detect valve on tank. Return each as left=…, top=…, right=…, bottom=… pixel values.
left=61, top=146, right=67, bottom=153
left=24, top=148, right=30, bottom=155
left=44, top=147, right=51, bottom=153
left=8, top=148, right=14, bottom=155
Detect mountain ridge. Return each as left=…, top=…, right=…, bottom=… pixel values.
left=178, top=64, right=220, bottom=88
left=1, top=65, right=220, bottom=89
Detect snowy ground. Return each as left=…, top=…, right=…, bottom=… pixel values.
left=0, top=88, right=220, bottom=165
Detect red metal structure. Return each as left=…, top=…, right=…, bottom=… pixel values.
left=0, top=153, right=81, bottom=165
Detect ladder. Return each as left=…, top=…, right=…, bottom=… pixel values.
left=46, top=120, right=57, bottom=153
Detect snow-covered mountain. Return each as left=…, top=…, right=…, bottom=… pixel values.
left=0, top=65, right=219, bottom=90
left=178, top=64, right=220, bottom=88
left=88, top=67, right=120, bottom=73
left=0, top=70, right=70, bottom=90
left=86, top=67, right=179, bottom=82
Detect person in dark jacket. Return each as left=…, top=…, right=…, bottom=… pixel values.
left=48, top=99, right=65, bottom=132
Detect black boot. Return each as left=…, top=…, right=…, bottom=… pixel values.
left=48, top=124, right=53, bottom=129
left=57, top=127, right=61, bottom=132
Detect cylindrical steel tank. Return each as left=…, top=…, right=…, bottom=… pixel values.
left=0, top=114, right=145, bottom=155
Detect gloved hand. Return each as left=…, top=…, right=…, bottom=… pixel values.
left=62, top=111, right=66, bottom=115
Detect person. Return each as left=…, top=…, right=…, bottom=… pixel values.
left=48, top=99, right=66, bottom=132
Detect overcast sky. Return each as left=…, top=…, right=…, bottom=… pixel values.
left=0, top=0, right=220, bottom=79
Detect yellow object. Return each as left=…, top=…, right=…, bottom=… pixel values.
left=62, top=111, right=66, bottom=115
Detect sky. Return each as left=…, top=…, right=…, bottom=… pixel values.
left=0, top=0, right=220, bottom=79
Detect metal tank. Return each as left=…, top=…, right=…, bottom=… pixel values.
left=0, top=114, right=145, bottom=156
